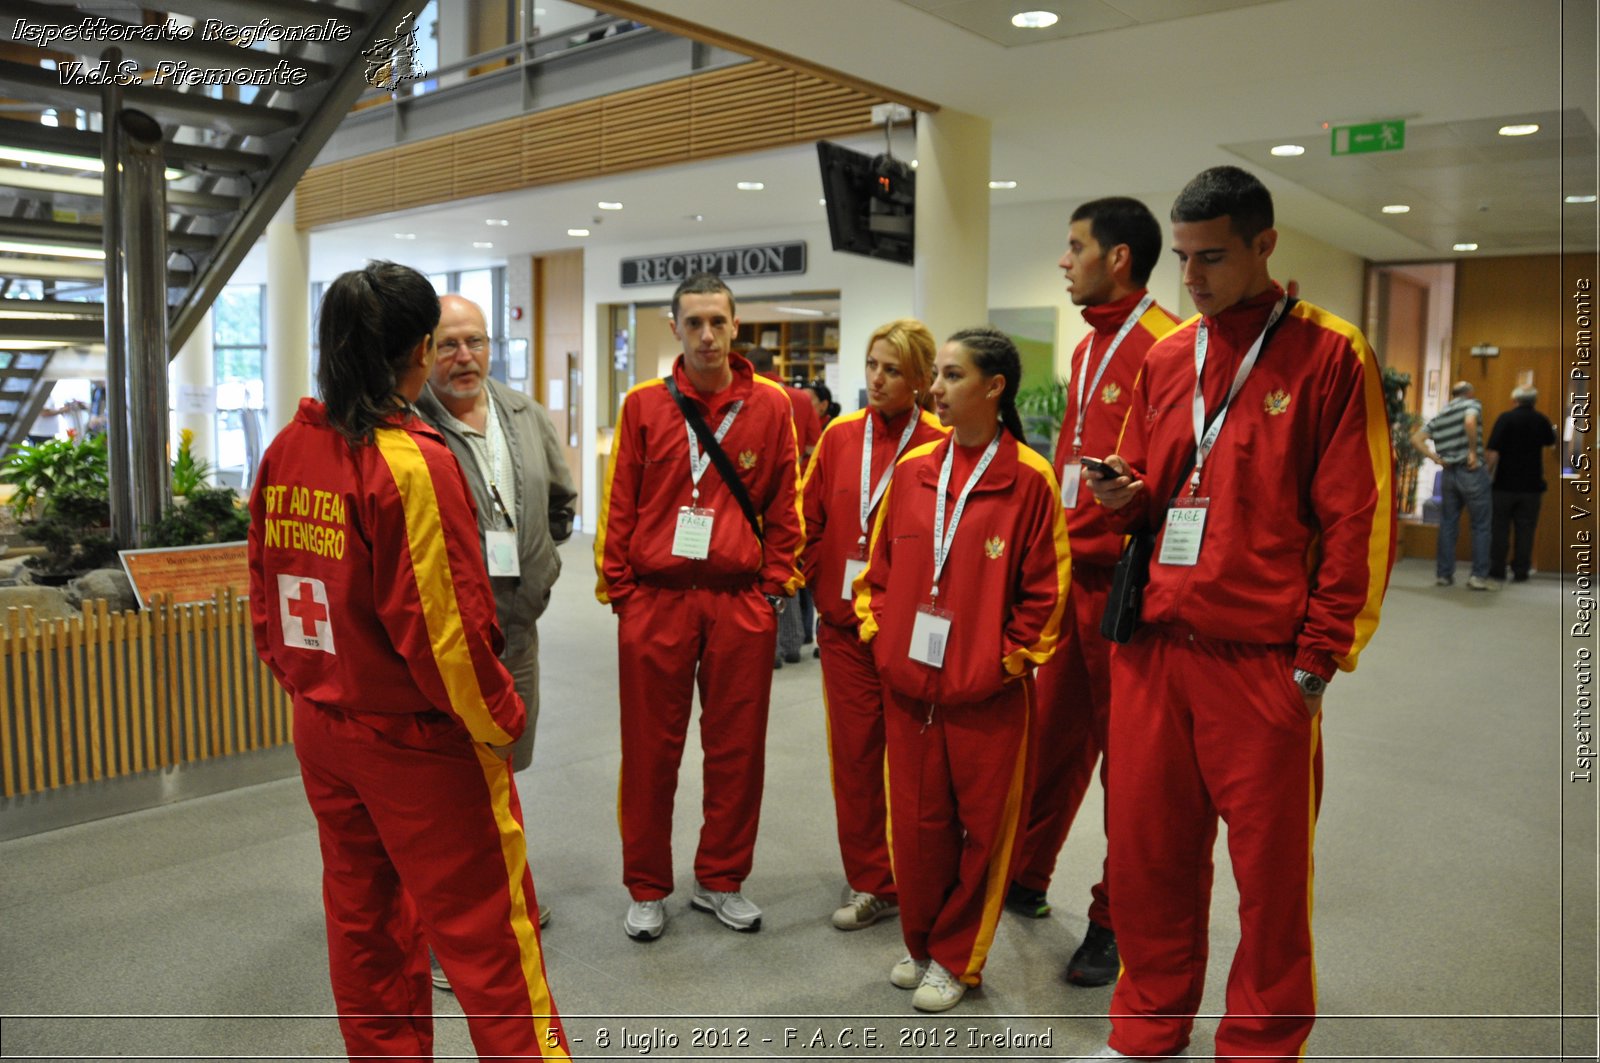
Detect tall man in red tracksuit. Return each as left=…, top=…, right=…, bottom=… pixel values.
left=595, top=272, right=803, bottom=943
left=1008, top=197, right=1179, bottom=990
left=1076, top=166, right=1395, bottom=1063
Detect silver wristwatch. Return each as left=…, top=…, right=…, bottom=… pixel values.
left=1292, top=668, right=1327, bottom=696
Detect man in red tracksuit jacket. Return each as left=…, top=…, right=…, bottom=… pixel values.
left=1008, top=197, right=1180, bottom=990
left=1077, top=167, right=1395, bottom=1063
left=594, top=272, right=803, bottom=943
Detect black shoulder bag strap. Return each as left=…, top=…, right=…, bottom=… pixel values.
left=665, top=377, right=764, bottom=544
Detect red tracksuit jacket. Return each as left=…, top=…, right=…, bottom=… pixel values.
left=1054, top=289, right=1180, bottom=567
left=248, top=398, right=522, bottom=745
left=801, top=405, right=947, bottom=628
left=1110, top=285, right=1396, bottom=679
left=855, top=433, right=1072, bottom=704
left=595, top=354, right=803, bottom=604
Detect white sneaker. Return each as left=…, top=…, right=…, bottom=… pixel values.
left=1466, top=576, right=1501, bottom=591
left=624, top=899, right=667, bottom=941
left=430, top=953, right=451, bottom=992
left=1068, top=1047, right=1187, bottom=1061
left=889, top=953, right=927, bottom=989
left=832, top=890, right=899, bottom=930
left=690, top=884, right=762, bottom=932
left=911, top=960, right=966, bottom=1012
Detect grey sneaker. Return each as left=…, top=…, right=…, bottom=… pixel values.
left=889, top=953, right=927, bottom=989
left=1068, top=1048, right=1187, bottom=1061
left=1435, top=576, right=1454, bottom=586
left=911, top=960, right=966, bottom=1012
left=690, top=884, right=762, bottom=932
left=1466, top=576, right=1500, bottom=591
left=624, top=899, right=667, bottom=941
left=832, top=890, right=898, bottom=930
left=430, top=953, right=451, bottom=992
left=538, top=904, right=551, bottom=929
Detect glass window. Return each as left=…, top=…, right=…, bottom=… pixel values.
left=213, top=285, right=266, bottom=478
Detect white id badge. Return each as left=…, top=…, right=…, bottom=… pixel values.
left=909, top=606, right=952, bottom=668
left=484, top=529, right=521, bottom=577
left=1059, top=462, right=1083, bottom=509
left=671, top=506, right=715, bottom=560
left=1157, top=497, right=1209, bottom=566
left=841, top=557, right=868, bottom=600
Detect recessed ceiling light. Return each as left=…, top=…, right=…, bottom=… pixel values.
left=736, top=181, right=765, bottom=191
left=486, top=218, right=509, bottom=226
left=1270, top=144, right=1306, bottom=157
left=1453, top=242, right=1479, bottom=251
left=989, top=180, right=1018, bottom=190
left=1566, top=194, right=1598, bottom=204
left=1381, top=204, right=1411, bottom=214
left=1498, top=123, right=1539, bottom=137
left=685, top=214, right=704, bottom=222
left=567, top=228, right=590, bottom=237
left=1012, top=10, right=1059, bottom=28
left=473, top=241, right=494, bottom=249
left=819, top=198, right=827, bottom=206
left=393, top=232, right=416, bottom=240
left=598, top=201, right=623, bottom=210
left=909, top=159, right=918, bottom=169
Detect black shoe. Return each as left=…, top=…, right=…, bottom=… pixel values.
left=1512, top=573, right=1530, bottom=583
left=812, top=646, right=821, bottom=659
left=1004, top=883, right=1051, bottom=918
left=1065, top=920, right=1119, bottom=987
left=784, top=650, right=802, bottom=664
left=773, top=658, right=783, bottom=670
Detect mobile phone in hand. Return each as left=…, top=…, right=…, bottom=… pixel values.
left=1080, top=456, right=1119, bottom=480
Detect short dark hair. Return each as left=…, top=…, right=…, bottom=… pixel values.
left=316, top=261, right=440, bottom=444
left=745, top=346, right=776, bottom=372
left=672, top=272, right=736, bottom=320
left=1071, top=196, right=1163, bottom=287
left=1171, top=166, right=1275, bottom=243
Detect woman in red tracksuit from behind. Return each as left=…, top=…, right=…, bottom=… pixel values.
left=854, top=326, right=1072, bottom=1012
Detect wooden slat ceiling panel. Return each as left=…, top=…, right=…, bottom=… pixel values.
left=295, top=166, right=343, bottom=229
left=523, top=102, right=603, bottom=185
left=601, top=83, right=691, bottom=170
left=454, top=122, right=524, bottom=198
left=343, top=155, right=396, bottom=218
left=393, top=141, right=454, bottom=209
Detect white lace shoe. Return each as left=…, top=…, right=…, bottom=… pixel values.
left=1068, top=1047, right=1187, bottom=1061
left=889, top=953, right=927, bottom=989
left=832, top=890, right=899, bottom=930
left=911, top=960, right=967, bottom=1012
left=624, top=899, right=667, bottom=941
left=690, top=884, right=763, bottom=931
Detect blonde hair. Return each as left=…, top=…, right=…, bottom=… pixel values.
left=866, top=318, right=937, bottom=411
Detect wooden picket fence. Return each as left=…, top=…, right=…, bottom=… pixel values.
left=0, top=588, right=292, bottom=798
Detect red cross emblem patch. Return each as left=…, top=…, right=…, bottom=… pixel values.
left=278, top=574, right=336, bottom=654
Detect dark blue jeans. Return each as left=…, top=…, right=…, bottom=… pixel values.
left=1437, top=464, right=1492, bottom=580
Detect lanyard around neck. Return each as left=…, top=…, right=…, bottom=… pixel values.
left=1189, top=296, right=1287, bottom=493
left=685, top=399, right=742, bottom=499
left=931, top=432, right=1001, bottom=598
left=1070, top=292, right=1155, bottom=453
left=859, top=408, right=921, bottom=541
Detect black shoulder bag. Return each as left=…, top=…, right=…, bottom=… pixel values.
left=1100, top=297, right=1297, bottom=644
left=665, top=377, right=764, bottom=545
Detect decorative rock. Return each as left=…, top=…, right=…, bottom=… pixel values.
left=0, top=554, right=35, bottom=586
left=66, top=567, right=140, bottom=614
left=0, top=583, right=76, bottom=623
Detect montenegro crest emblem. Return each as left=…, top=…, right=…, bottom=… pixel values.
left=1100, top=382, right=1123, bottom=404
left=739, top=449, right=758, bottom=470
left=984, top=536, right=1005, bottom=560
left=1264, top=389, right=1291, bottom=416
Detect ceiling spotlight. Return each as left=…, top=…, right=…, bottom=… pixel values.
left=1270, top=144, right=1306, bottom=157
left=486, top=218, right=510, bottom=226
left=1566, top=194, right=1598, bottom=204
left=1498, top=123, right=1539, bottom=137
left=685, top=214, right=705, bottom=222
left=819, top=198, right=827, bottom=206
left=989, top=180, right=1018, bottom=189
left=1012, top=10, right=1059, bottom=28
left=393, top=232, right=416, bottom=240
left=598, top=201, right=624, bottom=210
left=1381, top=204, right=1411, bottom=214
left=567, top=228, right=590, bottom=237
left=736, top=181, right=765, bottom=191
left=473, top=241, right=494, bottom=249
left=1453, top=242, right=1479, bottom=251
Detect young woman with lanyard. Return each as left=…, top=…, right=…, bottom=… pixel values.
left=800, top=319, right=945, bottom=932
left=853, top=326, right=1072, bottom=1012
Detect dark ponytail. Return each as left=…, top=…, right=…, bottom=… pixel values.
left=946, top=325, right=1027, bottom=443
left=316, top=260, right=441, bottom=445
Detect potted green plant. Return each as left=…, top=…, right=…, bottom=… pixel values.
left=1016, top=376, right=1069, bottom=455
left=0, top=434, right=114, bottom=582
left=1382, top=367, right=1424, bottom=516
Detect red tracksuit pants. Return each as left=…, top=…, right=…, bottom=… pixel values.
left=616, top=583, right=777, bottom=899
left=1106, top=629, right=1322, bottom=1063
left=294, top=703, right=569, bottom=1062
left=883, top=679, right=1032, bottom=986
left=817, top=619, right=896, bottom=900
left=1014, top=564, right=1113, bottom=926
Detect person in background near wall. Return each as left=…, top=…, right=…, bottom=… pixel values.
left=25, top=389, right=64, bottom=444
left=1075, top=166, right=1395, bottom=1063
left=801, top=318, right=945, bottom=934
left=1007, top=197, right=1180, bottom=992
left=1412, top=380, right=1495, bottom=590
left=855, top=326, right=1071, bottom=1013
left=595, top=273, right=803, bottom=942
left=808, top=381, right=840, bottom=431
left=414, top=293, right=578, bottom=977
left=1486, top=384, right=1558, bottom=582
left=247, top=261, right=569, bottom=1062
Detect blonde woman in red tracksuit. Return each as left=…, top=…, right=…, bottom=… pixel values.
left=801, top=319, right=945, bottom=932
left=854, top=326, right=1072, bottom=1012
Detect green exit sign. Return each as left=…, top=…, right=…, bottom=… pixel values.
left=1331, top=120, right=1406, bottom=155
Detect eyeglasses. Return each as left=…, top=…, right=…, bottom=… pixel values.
left=438, top=335, right=488, bottom=356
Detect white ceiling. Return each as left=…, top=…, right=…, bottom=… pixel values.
left=286, top=0, right=1598, bottom=285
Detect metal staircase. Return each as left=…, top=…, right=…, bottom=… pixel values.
left=0, top=0, right=414, bottom=452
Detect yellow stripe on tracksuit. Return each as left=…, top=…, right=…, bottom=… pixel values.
left=1001, top=446, right=1072, bottom=677
left=473, top=744, right=569, bottom=1059
left=853, top=439, right=943, bottom=641
left=753, top=373, right=808, bottom=595
left=1298, top=713, right=1322, bottom=1061
left=373, top=428, right=512, bottom=746
left=593, top=379, right=664, bottom=605
left=963, top=679, right=1032, bottom=984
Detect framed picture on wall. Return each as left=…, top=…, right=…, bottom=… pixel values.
left=1426, top=369, right=1440, bottom=398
